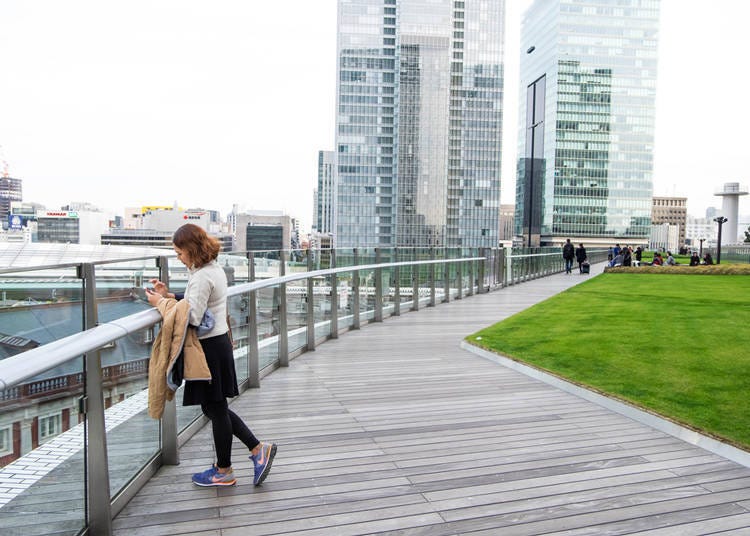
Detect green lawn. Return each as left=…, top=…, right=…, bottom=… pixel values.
left=469, top=273, right=750, bottom=450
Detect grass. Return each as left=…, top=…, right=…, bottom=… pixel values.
left=468, top=272, right=750, bottom=450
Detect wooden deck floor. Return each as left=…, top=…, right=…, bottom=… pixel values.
left=113, top=269, right=750, bottom=535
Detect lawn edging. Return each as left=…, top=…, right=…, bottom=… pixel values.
left=461, top=340, right=750, bottom=469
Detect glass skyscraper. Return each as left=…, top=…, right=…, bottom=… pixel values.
left=315, top=150, right=335, bottom=235
left=334, top=0, right=505, bottom=248
left=515, top=0, right=660, bottom=247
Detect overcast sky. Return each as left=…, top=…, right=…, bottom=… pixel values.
left=1, top=0, right=748, bottom=233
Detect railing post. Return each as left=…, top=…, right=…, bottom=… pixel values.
left=305, top=250, right=315, bottom=352
left=352, top=248, right=361, bottom=329
left=80, top=262, right=113, bottom=536
left=467, top=251, right=475, bottom=296
left=443, top=250, right=450, bottom=303
left=507, top=250, right=514, bottom=286
left=478, top=248, right=487, bottom=294
left=429, top=248, right=436, bottom=307
left=393, top=247, right=401, bottom=316
left=157, top=257, right=178, bottom=465
left=247, top=253, right=260, bottom=388
left=374, top=248, right=383, bottom=322
left=278, top=251, right=289, bottom=366
left=330, top=249, right=339, bottom=338
left=412, top=248, right=420, bottom=311
left=498, top=247, right=505, bottom=289
left=456, top=253, right=463, bottom=299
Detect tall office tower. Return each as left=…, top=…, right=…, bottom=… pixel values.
left=0, top=176, right=23, bottom=228
left=315, top=150, right=335, bottom=234
left=334, top=0, right=505, bottom=248
left=514, top=0, right=660, bottom=247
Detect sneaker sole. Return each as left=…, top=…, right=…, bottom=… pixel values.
left=255, top=443, right=277, bottom=486
left=192, top=478, right=236, bottom=487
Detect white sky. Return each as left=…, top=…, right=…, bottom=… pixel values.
left=1, top=0, right=748, bottom=234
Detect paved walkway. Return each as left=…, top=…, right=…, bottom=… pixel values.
left=113, top=265, right=750, bottom=535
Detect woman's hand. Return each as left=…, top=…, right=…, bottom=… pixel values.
left=145, top=288, right=163, bottom=307
left=145, top=278, right=175, bottom=306
left=148, top=278, right=169, bottom=297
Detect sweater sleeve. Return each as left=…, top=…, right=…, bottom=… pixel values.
left=184, top=270, right=213, bottom=327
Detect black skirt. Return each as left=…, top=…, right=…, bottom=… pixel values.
left=183, top=332, right=239, bottom=405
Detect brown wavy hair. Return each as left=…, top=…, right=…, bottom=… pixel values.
left=172, top=223, right=221, bottom=268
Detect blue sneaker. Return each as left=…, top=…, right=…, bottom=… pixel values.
left=191, top=465, right=236, bottom=487
left=250, top=442, right=277, bottom=486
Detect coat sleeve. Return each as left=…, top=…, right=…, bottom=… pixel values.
left=148, top=298, right=179, bottom=419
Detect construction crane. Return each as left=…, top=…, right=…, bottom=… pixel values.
left=0, top=144, right=9, bottom=178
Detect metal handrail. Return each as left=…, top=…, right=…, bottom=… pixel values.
left=0, top=256, right=484, bottom=391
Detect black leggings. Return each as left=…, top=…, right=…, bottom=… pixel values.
left=201, top=399, right=259, bottom=468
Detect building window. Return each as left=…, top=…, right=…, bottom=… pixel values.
left=0, top=426, right=11, bottom=456
left=39, top=414, right=62, bottom=443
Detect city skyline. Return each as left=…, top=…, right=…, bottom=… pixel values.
left=0, top=0, right=749, bottom=234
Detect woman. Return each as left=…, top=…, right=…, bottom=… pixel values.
left=146, top=224, right=276, bottom=487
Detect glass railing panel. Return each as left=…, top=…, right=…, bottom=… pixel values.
left=334, top=248, right=355, bottom=268
left=380, top=265, right=394, bottom=315
left=286, top=252, right=308, bottom=280
left=286, top=279, right=308, bottom=355
left=434, top=261, right=446, bottom=304
left=106, top=379, right=159, bottom=501
left=0, top=266, right=84, bottom=354
left=0, top=355, right=87, bottom=536
left=358, top=248, right=377, bottom=266
left=397, top=263, right=414, bottom=309
left=417, top=264, right=432, bottom=307
left=228, top=293, right=249, bottom=385
left=359, top=268, right=375, bottom=321
left=336, top=275, right=355, bottom=329
left=95, top=261, right=161, bottom=502
left=256, top=286, right=279, bottom=370
left=220, top=252, right=251, bottom=285
left=314, top=275, right=333, bottom=340
left=252, top=252, right=283, bottom=280
left=174, top=383, right=203, bottom=432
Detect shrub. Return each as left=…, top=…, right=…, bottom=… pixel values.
left=604, top=264, right=750, bottom=275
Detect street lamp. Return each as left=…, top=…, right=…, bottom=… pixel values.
left=714, top=216, right=728, bottom=264
left=698, top=238, right=705, bottom=258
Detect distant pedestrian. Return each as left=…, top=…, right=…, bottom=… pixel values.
left=575, top=243, right=587, bottom=274
left=562, top=239, right=575, bottom=274
left=634, top=246, right=643, bottom=266
left=689, top=251, right=700, bottom=266
left=703, top=253, right=714, bottom=265
left=622, top=246, right=632, bottom=267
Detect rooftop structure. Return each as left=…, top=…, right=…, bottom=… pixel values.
left=714, top=182, right=749, bottom=244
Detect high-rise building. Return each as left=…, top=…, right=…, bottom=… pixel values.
left=515, top=0, right=660, bottom=247
left=334, top=0, right=505, bottom=248
left=651, top=196, right=686, bottom=248
left=0, top=177, right=23, bottom=230
left=315, top=150, right=335, bottom=235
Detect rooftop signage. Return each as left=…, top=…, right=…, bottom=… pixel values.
left=41, top=211, right=79, bottom=218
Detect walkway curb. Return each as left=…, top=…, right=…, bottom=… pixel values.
left=462, top=341, right=750, bottom=469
